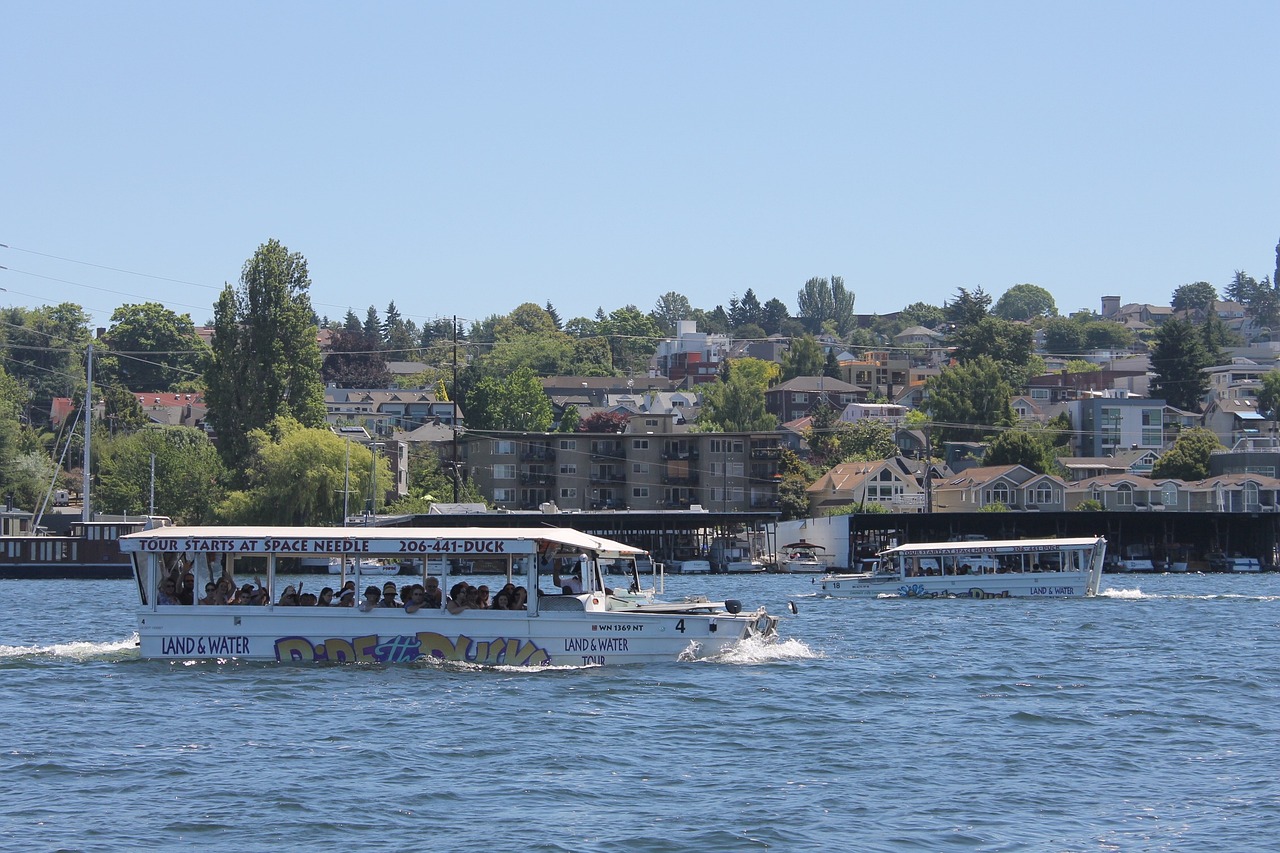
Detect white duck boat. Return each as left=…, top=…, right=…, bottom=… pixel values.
left=819, top=536, right=1107, bottom=599
left=120, top=525, right=779, bottom=666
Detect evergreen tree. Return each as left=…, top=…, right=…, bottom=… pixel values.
left=1148, top=317, right=1211, bottom=411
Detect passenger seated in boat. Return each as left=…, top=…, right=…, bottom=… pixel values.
left=337, top=588, right=355, bottom=607
left=404, top=585, right=429, bottom=613
left=511, top=586, right=528, bottom=610
left=379, top=582, right=401, bottom=608
left=317, top=587, right=335, bottom=607
left=299, top=592, right=318, bottom=606
left=199, top=582, right=218, bottom=605
left=277, top=585, right=300, bottom=606
left=157, top=579, right=181, bottom=606
left=958, top=563, right=971, bottom=576
left=474, top=585, right=490, bottom=609
left=446, top=582, right=470, bottom=614
left=423, top=578, right=443, bottom=608
left=358, top=586, right=381, bottom=612
left=178, top=572, right=196, bottom=605
left=491, top=591, right=512, bottom=610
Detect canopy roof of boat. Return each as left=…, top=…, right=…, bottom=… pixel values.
left=119, top=525, right=644, bottom=556
left=782, top=542, right=825, bottom=551
left=881, top=536, right=1105, bottom=556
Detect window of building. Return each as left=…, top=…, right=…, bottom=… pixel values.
left=633, top=439, right=649, bottom=450
left=632, top=486, right=649, bottom=498
left=559, top=463, right=576, bottom=475
left=989, top=482, right=1010, bottom=505
left=494, top=440, right=515, bottom=455
left=1115, top=483, right=1133, bottom=506
left=632, top=462, right=648, bottom=474
left=494, top=464, right=515, bottom=480
left=645, top=419, right=658, bottom=427
left=1035, top=483, right=1054, bottom=505
left=559, top=488, right=577, bottom=499
left=792, top=392, right=808, bottom=403
left=730, top=462, right=744, bottom=477
left=1160, top=482, right=1178, bottom=507
left=559, top=439, right=576, bottom=450
left=493, top=488, right=516, bottom=502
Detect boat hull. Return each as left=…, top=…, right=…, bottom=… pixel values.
left=820, top=569, right=1100, bottom=599
left=135, top=606, right=773, bottom=666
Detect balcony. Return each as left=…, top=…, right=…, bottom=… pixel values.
left=750, top=446, right=782, bottom=459
left=662, top=473, right=701, bottom=486
left=519, top=472, right=554, bottom=486
left=521, top=446, right=557, bottom=462
left=589, top=470, right=626, bottom=484
left=590, top=443, right=625, bottom=460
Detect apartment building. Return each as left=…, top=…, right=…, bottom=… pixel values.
left=462, top=420, right=784, bottom=513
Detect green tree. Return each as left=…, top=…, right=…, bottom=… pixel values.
left=760, top=298, right=791, bottom=335
left=95, top=426, right=226, bottom=523
left=322, top=325, right=390, bottom=387
left=781, top=334, right=826, bottom=380
left=463, top=367, right=554, bottom=431
left=796, top=276, right=856, bottom=336
left=650, top=292, right=693, bottom=335
left=1043, top=317, right=1087, bottom=355
left=1171, top=281, right=1218, bottom=313
left=558, top=405, right=581, bottom=432
left=993, top=284, right=1057, bottom=321
left=777, top=449, right=817, bottom=520
left=1257, top=371, right=1280, bottom=433
left=205, top=239, right=326, bottom=475
left=697, top=372, right=778, bottom=433
left=922, top=357, right=1016, bottom=443
left=1151, top=427, right=1223, bottom=480
left=898, top=301, right=946, bottom=330
left=949, top=317, right=1037, bottom=384
left=0, top=303, right=92, bottom=422
left=1148, top=317, right=1210, bottom=411
left=723, top=357, right=781, bottom=389
left=945, top=286, right=991, bottom=327
left=218, top=418, right=389, bottom=525
left=597, top=305, right=661, bottom=375
left=382, top=300, right=418, bottom=355
left=99, top=302, right=209, bottom=391
left=1081, top=320, right=1135, bottom=350
left=983, top=428, right=1059, bottom=474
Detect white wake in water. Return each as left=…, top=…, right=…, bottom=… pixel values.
left=0, top=634, right=139, bottom=661
left=712, top=633, right=822, bottom=665
left=1099, top=587, right=1149, bottom=599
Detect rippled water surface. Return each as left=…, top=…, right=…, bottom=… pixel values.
left=3, top=573, right=1280, bottom=852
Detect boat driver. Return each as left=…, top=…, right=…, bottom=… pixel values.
left=553, top=563, right=584, bottom=594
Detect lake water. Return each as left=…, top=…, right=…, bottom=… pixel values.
left=3, top=572, right=1280, bottom=852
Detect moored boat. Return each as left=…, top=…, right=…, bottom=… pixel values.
left=777, top=541, right=828, bottom=573
left=0, top=516, right=169, bottom=579
left=120, top=525, right=780, bottom=665
left=819, top=536, right=1106, bottom=599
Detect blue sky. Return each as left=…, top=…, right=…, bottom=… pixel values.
left=3, top=1, right=1278, bottom=333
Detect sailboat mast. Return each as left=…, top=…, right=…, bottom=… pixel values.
left=82, top=342, right=92, bottom=523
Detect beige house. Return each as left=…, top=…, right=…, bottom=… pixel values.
left=931, top=465, right=1068, bottom=512
left=806, top=459, right=925, bottom=514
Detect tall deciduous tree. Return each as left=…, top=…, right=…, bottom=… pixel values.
left=463, top=367, right=554, bottom=432
left=100, top=303, right=209, bottom=391
left=781, top=334, right=826, bottom=380
left=922, top=356, right=1016, bottom=443
left=1171, top=281, right=1218, bottom=313
left=796, top=276, right=856, bottom=336
left=217, top=418, right=388, bottom=525
left=650, top=292, right=693, bottom=335
left=993, top=284, right=1057, bottom=322
left=983, top=428, right=1060, bottom=475
left=697, top=372, right=778, bottom=433
left=949, top=317, right=1038, bottom=384
left=96, top=426, right=226, bottom=523
left=206, top=239, right=326, bottom=475
left=1148, top=317, right=1210, bottom=411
